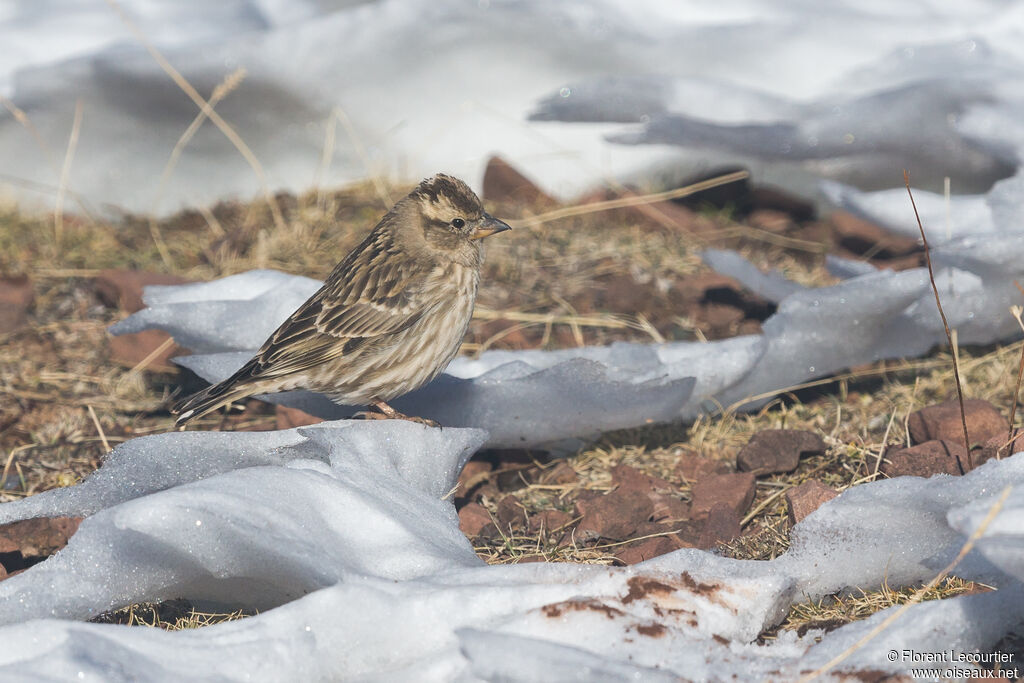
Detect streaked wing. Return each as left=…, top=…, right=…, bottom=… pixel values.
left=245, top=227, right=428, bottom=378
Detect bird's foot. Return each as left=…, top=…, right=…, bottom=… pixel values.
left=353, top=401, right=440, bottom=428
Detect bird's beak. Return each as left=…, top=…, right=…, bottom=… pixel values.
left=470, top=214, right=512, bottom=241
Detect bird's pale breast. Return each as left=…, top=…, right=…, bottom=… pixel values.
left=311, top=260, right=479, bottom=404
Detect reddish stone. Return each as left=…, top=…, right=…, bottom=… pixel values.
left=529, top=509, right=573, bottom=534
left=0, top=517, right=82, bottom=558
left=0, top=275, right=33, bottom=333
left=907, top=399, right=1008, bottom=448
left=496, top=495, right=526, bottom=530
left=611, top=465, right=673, bottom=492
left=94, top=269, right=191, bottom=313
left=612, top=465, right=687, bottom=522
left=747, top=209, right=794, bottom=234
left=275, top=405, right=324, bottom=429
left=540, top=461, right=578, bottom=485
left=615, top=536, right=680, bottom=565
left=881, top=440, right=967, bottom=478
left=482, top=156, right=554, bottom=206
left=690, top=472, right=756, bottom=519
left=975, top=429, right=1024, bottom=466
left=107, top=329, right=183, bottom=372
left=575, top=490, right=654, bottom=541
left=457, top=460, right=493, bottom=498
left=458, top=503, right=493, bottom=537
left=830, top=210, right=920, bottom=259
left=675, top=453, right=731, bottom=483
left=697, top=303, right=745, bottom=330
left=785, top=481, right=839, bottom=525
left=697, top=502, right=742, bottom=549
left=750, top=185, right=816, bottom=221
left=737, top=429, right=827, bottom=475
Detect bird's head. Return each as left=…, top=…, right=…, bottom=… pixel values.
left=401, top=174, right=511, bottom=263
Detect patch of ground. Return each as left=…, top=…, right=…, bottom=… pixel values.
left=0, top=168, right=1020, bottom=639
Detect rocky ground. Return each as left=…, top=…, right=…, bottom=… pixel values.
left=1, top=158, right=1021, bottom=641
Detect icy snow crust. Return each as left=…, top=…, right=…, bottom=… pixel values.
left=7, top=0, right=1024, bottom=679
left=110, top=232, right=1024, bottom=447
left=6, top=1, right=1024, bottom=212
left=0, top=421, right=1022, bottom=680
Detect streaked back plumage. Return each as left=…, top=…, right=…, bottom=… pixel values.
left=174, top=174, right=505, bottom=425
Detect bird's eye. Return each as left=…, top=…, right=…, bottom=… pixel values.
left=450, top=218, right=466, bottom=229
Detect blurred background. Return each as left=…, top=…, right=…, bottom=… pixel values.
left=3, top=0, right=1022, bottom=215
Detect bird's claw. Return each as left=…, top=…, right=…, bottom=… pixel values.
left=353, top=409, right=440, bottom=429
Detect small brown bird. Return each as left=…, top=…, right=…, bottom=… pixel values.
left=174, top=174, right=511, bottom=426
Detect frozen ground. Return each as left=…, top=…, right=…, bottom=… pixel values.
left=5, top=1, right=1024, bottom=680
left=110, top=229, right=1024, bottom=447
left=0, top=421, right=1021, bottom=680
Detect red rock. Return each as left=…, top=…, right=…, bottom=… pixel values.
left=675, top=453, right=731, bottom=483
left=275, top=405, right=324, bottom=429
left=612, top=465, right=687, bottom=522
left=750, top=185, right=816, bottom=221
left=697, top=502, right=742, bottom=549
left=747, top=209, right=794, bottom=234
left=907, top=399, right=1008, bottom=448
left=0, top=562, right=6, bottom=580
left=529, top=509, right=573, bottom=534
left=94, top=269, right=191, bottom=313
left=457, top=460, right=493, bottom=498
left=482, top=156, right=555, bottom=205
left=496, top=495, right=526, bottom=530
left=0, top=275, right=33, bottom=333
left=698, top=303, right=745, bottom=330
left=458, top=503, right=493, bottom=537
left=737, top=429, right=827, bottom=475
left=881, top=440, right=967, bottom=478
left=611, top=465, right=673, bottom=492
left=575, top=489, right=654, bottom=541
left=830, top=210, right=920, bottom=258
left=0, top=517, right=82, bottom=558
left=107, top=329, right=183, bottom=372
left=615, top=536, right=680, bottom=565
left=785, top=481, right=838, bottom=525
left=974, top=429, right=1024, bottom=466
left=690, top=472, right=756, bottom=519
left=540, top=461, right=578, bottom=485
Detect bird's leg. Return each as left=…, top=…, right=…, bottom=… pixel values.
left=372, top=400, right=400, bottom=418
left=352, top=400, right=440, bottom=428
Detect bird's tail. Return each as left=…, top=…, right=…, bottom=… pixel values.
left=173, top=360, right=261, bottom=426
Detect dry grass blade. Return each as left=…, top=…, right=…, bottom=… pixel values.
left=0, top=95, right=61, bottom=183
left=1005, top=303, right=1024, bottom=458
left=797, top=485, right=1011, bottom=682
left=87, top=405, right=111, bottom=453
left=152, top=67, right=247, bottom=215
left=147, top=68, right=246, bottom=266
left=54, top=99, right=84, bottom=252
left=329, top=106, right=392, bottom=209
left=104, top=0, right=286, bottom=232
left=904, top=170, right=970, bottom=464
left=509, top=170, right=750, bottom=229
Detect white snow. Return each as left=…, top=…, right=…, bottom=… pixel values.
left=7, top=1, right=1024, bottom=679
left=0, top=420, right=1022, bottom=680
